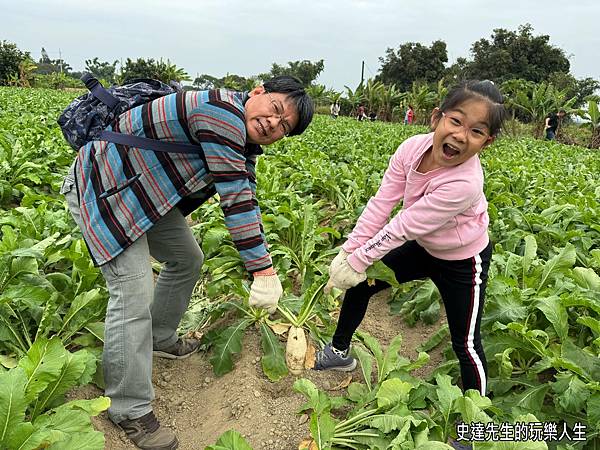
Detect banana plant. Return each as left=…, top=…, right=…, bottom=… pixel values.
left=577, top=99, right=600, bottom=148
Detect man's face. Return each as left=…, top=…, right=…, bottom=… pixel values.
left=245, top=86, right=299, bottom=145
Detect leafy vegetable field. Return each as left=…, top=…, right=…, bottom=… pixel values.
left=0, top=87, right=599, bottom=450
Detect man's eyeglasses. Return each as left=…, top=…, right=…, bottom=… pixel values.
left=266, top=91, right=292, bottom=136
left=441, top=112, right=490, bottom=143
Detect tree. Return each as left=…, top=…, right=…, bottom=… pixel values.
left=463, top=24, right=570, bottom=83
left=260, top=59, right=324, bottom=86
left=0, top=40, right=29, bottom=85
left=376, top=40, right=448, bottom=91
left=547, top=72, right=600, bottom=108
left=576, top=100, right=600, bottom=148
left=119, top=58, right=190, bottom=83
left=511, top=81, right=577, bottom=138
left=84, top=57, right=119, bottom=84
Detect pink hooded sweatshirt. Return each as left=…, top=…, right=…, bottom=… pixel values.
left=343, top=133, right=490, bottom=273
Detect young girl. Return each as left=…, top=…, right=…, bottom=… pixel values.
left=314, top=80, right=507, bottom=398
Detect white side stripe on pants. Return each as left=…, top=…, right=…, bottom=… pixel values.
left=467, top=253, right=487, bottom=396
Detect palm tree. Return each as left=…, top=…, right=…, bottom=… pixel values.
left=343, top=84, right=365, bottom=117
left=577, top=100, right=600, bottom=148
left=379, top=83, right=404, bottom=121
left=405, top=82, right=437, bottom=125
left=305, top=84, right=328, bottom=109
left=512, top=81, right=577, bottom=138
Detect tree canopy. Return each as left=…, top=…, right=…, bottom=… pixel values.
left=376, top=41, right=448, bottom=91
left=459, top=24, right=570, bottom=83
left=0, top=40, right=30, bottom=85
left=259, top=59, right=324, bottom=87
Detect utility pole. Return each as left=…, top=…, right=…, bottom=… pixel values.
left=361, top=60, right=364, bottom=86
left=58, top=48, right=63, bottom=73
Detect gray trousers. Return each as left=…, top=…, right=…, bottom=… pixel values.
left=61, top=166, right=203, bottom=423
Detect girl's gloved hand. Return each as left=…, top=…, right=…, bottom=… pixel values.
left=325, top=249, right=367, bottom=293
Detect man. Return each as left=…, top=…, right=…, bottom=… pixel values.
left=60, top=76, right=313, bottom=449
left=330, top=101, right=340, bottom=119
left=545, top=109, right=566, bottom=140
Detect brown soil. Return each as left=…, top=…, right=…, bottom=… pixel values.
left=69, top=289, right=447, bottom=450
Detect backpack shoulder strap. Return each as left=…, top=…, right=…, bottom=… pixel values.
left=81, top=74, right=119, bottom=109
left=99, top=130, right=204, bottom=155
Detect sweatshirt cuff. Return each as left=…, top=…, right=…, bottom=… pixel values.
left=342, top=240, right=360, bottom=254
left=347, top=252, right=369, bottom=274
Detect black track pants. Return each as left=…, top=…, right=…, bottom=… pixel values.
left=332, top=240, right=492, bottom=395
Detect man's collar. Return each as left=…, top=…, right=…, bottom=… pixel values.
left=241, top=91, right=263, bottom=156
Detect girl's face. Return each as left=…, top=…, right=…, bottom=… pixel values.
left=430, top=99, right=495, bottom=169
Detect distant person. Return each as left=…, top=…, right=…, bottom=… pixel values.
left=545, top=109, right=566, bottom=140
left=330, top=101, right=340, bottom=119
left=60, top=76, right=313, bottom=450
left=314, top=81, right=507, bottom=445
left=356, top=104, right=367, bottom=121
left=404, top=104, right=414, bottom=125
left=369, top=111, right=377, bottom=121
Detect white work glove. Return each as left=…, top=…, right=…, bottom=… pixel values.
left=325, top=249, right=367, bottom=293
left=249, top=269, right=283, bottom=314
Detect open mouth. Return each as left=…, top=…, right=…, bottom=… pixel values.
left=442, top=143, right=460, bottom=159
left=257, top=119, right=267, bottom=137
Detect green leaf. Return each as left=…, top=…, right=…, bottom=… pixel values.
left=204, top=430, right=254, bottom=450
left=18, top=337, right=66, bottom=402
left=31, top=349, right=97, bottom=419
left=83, top=322, right=105, bottom=343
left=293, top=378, right=331, bottom=415
left=537, top=244, right=576, bottom=292
left=45, top=431, right=104, bottom=449
left=0, top=354, right=18, bottom=369
left=366, top=261, right=399, bottom=288
left=380, top=333, right=403, bottom=382
left=353, top=345, right=373, bottom=392
left=415, top=443, right=453, bottom=450
left=4, top=422, right=51, bottom=450
left=535, top=296, right=568, bottom=342
left=356, top=331, right=383, bottom=374
left=435, top=374, right=463, bottom=430
left=309, top=410, right=336, bottom=450
left=571, top=267, right=600, bottom=291
left=0, top=367, right=28, bottom=445
left=209, top=319, right=250, bottom=377
left=561, top=339, right=600, bottom=382
left=522, top=235, right=537, bottom=275
left=376, top=378, right=413, bottom=409
left=587, top=392, right=600, bottom=429
left=259, top=323, right=288, bottom=382
left=418, top=324, right=449, bottom=352
left=57, top=289, right=106, bottom=342
left=453, top=390, right=493, bottom=424
left=556, top=374, right=590, bottom=414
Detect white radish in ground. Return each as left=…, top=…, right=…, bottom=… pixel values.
left=286, top=326, right=307, bottom=375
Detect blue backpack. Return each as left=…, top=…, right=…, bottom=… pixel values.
left=58, top=74, right=202, bottom=154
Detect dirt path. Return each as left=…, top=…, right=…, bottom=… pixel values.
left=71, top=289, right=447, bottom=449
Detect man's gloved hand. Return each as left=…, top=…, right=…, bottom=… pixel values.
left=249, top=268, right=282, bottom=314
left=325, top=249, right=367, bottom=293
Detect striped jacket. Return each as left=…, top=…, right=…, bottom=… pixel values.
left=72, top=89, right=271, bottom=273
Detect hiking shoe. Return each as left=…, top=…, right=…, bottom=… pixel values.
left=119, top=411, right=178, bottom=450
left=313, top=343, right=357, bottom=371
left=153, top=338, right=199, bottom=360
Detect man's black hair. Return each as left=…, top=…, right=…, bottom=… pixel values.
left=263, top=76, right=313, bottom=136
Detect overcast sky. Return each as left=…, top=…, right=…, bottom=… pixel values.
left=2, top=0, right=598, bottom=90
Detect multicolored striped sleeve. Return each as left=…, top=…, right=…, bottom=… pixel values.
left=187, top=92, right=272, bottom=273
left=245, top=153, right=268, bottom=247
